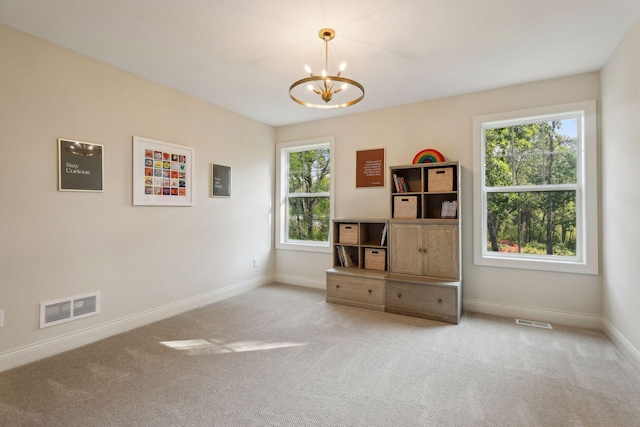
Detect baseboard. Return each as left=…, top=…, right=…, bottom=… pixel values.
left=273, top=273, right=326, bottom=290
left=0, top=275, right=273, bottom=373
left=602, top=320, right=640, bottom=373
left=463, top=298, right=603, bottom=330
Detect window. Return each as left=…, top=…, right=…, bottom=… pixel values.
left=473, top=101, right=598, bottom=274
left=276, top=137, right=334, bottom=252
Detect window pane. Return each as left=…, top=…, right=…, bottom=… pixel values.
left=548, top=152, right=577, bottom=184
left=486, top=120, right=578, bottom=187
left=486, top=191, right=576, bottom=256
left=288, top=196, right=330, bottom=242
left=485, top=127, right=512, bottom=157
left=512, top=124, right=544, bottom=154
left=513, top=153, right=544, bottom=186
left=288, top=148, right=330, bottom=193
left=485, top=156, right=512, bottom=187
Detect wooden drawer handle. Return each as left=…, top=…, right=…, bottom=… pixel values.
left=397, top=293, right=402, bottom=298
left=336, top=285, right=340, bottom=289
left=437, top=298, right=443, bottom=303
left=368, top=289, right=372, bottom=294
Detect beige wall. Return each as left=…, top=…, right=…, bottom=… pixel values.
left=5, top=16, right=640, bottom=372
left=0, top=25, right=275, bottom=370
left=601, top=18, right=640, bottom=370
left=276, top=72, right=603, bottom=327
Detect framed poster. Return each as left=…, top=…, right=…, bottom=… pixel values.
left=132, top=136, right=194, bottom=206
left=356, top=148, right=385, bottom=188
left=58, top=138, right=104, bottom=192
left=212, top=164, right=231, bottom=198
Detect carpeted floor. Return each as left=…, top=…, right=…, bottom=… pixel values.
left=1, top=283, right=639, bottom=426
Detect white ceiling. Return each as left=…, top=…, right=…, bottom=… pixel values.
left=2, top=0, right=640, bottom=127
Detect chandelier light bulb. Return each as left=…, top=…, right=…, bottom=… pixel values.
left=341, top=83, right=348, bottom=91
left=305, top=65, right=312, bottom=74
left=321, top=69, right=327, bottom=78
left=340, top=62, right=346, bottom=72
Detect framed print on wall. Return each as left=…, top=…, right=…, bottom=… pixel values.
left=356, top=148, right=385, bottom=188
left=132, top=136, right=194, bottom=206
left=58, top=138, right=104, bottom=192
left=212, top=164, right=231, bottom=198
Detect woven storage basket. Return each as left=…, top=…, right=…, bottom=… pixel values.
left=339, top=224, right=358, bottom=244
left=364, top=248, right=386, bottom=271
left=428, top=167, right=453, bottom=192
left=394, top=196, right=418, bottom=219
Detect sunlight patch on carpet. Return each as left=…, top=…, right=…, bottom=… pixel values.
left=160, top=339, right=307, bottom=355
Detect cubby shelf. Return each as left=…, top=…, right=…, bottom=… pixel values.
left=332, top=219, right=388, bottom=272
left=391, top=161, right=460, bottom=220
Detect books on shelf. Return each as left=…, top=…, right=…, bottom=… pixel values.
left=441, top=200, right=458, bottom=219
left=392, top=174, right=409, bottom=193
left=400, top=177, right=408, bottom=192
left=380, top=223, right=388, bottom=246
left=336, top=245, right=357, bottom=267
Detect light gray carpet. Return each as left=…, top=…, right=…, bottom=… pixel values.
left=1, top=283, right=639, bottom=426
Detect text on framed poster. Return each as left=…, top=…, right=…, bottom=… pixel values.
left=58, top=138, right=104, bottom=192
left=356, top=148, right=385, bottom=188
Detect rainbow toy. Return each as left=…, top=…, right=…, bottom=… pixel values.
left=412, top=149, right=445, bottom=164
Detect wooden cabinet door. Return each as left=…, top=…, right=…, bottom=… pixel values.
left=423, top=224, right=459, bottom=279
left=389, top=223, right=423, bottom=275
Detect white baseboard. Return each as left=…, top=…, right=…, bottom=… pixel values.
left=0, top=275, right=272, bottom=373
left=603, top=320, right=640, bottom=373
left=274, top=273, right=326, bottom=290
left=463, top=298, right=603, bottom=330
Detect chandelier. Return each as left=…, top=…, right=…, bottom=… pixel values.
left=289, top=28, right=364, bottom=109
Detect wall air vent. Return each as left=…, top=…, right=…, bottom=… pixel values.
left=40, top=292, right=100, bottom=328
left=515, top=318, right=552, bottom=329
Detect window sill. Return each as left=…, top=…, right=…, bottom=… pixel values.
left=474, top=252, right=598, bottom=275
left=276, top=241, right=332, bottom=254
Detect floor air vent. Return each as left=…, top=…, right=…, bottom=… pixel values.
left=40, top=292, right=100, bottom=328
left=516, top=319, right=552, bottom=329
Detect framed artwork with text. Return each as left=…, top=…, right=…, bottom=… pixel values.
left=212, top=164, right=231, bottom=198
left=58, top=138, right=104, bottom=192
left=356, top=148, right=385, bottom=188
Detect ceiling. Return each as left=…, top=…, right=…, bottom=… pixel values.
left=2, top=0, right=640, bottom=127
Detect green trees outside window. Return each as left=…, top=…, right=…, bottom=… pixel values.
left=484, top=119, right=578, bottom=256
left=287, top=148, right=330, bottom=242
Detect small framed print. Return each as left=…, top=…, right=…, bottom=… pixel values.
left=356, top=148, right=385, bottom=188
left=58, top=138, right=104, bottom=192
left=212, top=164, right=231, bottom=198
left=133, top=136, right=194, bottom=206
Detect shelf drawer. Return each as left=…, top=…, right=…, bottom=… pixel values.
left=327, top=274, right=384, bottom=305
left=427, top=167, right=454, bottom=192
left=385, top=280, right=456, bottom=317
left=338, top=224, right=359, bottom=244
left=364, top=248, right=386, bottom=271
left=394, top=196, right=418, bottom=219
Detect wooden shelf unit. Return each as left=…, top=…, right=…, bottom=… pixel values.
left=325, top=161, right=462, bottom=324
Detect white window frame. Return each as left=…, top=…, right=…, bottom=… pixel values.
left=472, top=100, right=598, bottom=274
left=275, top=136, right=335, bottom=253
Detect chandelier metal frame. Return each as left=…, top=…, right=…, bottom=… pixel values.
left=289, top=28, right=364, bottom=109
